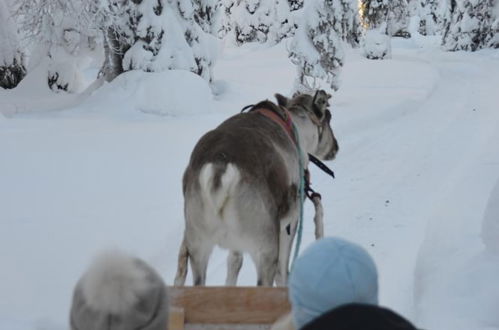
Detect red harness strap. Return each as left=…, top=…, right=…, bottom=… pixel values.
left=254, top=107, right=296, bottom=145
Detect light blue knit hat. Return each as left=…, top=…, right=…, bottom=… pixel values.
left=289, top=237, right=379, bottom=329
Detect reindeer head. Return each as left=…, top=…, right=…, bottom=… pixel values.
left=275, top=90, right=339, bottom=161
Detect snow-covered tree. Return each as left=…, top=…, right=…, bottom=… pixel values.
left=0, top=0, right=26, bottom=89
left=17, top=0, right=216, bottom=87
left=216, top=0, right=235, bottom=37
left=289, top=0, right=344, bottom=92
left=409, top=0, right=441, bottom=35
left=437, top=0, right=453, bottom=34
left=229, top=0, right=294, bottom=45
left=100, top=0, right=216, bottom=82
left=390, top=0, right=410, bottom=37
left=192, top=0, right=223, bottom=35
left=359, top=0, right=409, bottom=59
left=359, top=0, right=389, bottom=59
left=333, top=0, right=362, bottom=46
left=288, top=0, right=304, bottom=11
left=361, top=25, right=392, bottom=59
left=442, top=0, right=499, bottom=51
left=490, top=3, right=499, bottom=48
left=16, top=0, right=102, bottom=92
left=359, top=0, right=409, bottom=36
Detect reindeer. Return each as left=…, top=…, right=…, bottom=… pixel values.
left=174, top=90, right=339, bottom=286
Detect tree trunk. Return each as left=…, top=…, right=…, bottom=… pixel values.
left=100, top=27, right=128, bottom=82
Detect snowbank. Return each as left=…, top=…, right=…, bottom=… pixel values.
left=0, top=68, right=215, bottom=118
left=415, top=175, right=499, bottom=329
left=0, top=60, right=78, bottom=116
left=482, top=179, right=499, bottom=253
left=362, top=27, right=392, bottom=60
left=80, top=70, right=215, bottom=117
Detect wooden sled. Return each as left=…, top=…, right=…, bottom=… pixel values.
left=168, top=286, right=291, bottom=330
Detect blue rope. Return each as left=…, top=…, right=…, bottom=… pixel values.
left=290, top=123, right=305, bottom=272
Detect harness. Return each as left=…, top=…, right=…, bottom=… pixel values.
left=241, top=101, right=335, bottom=200
left=242, top=101, right=335, bottom=271
left=256, top=107, right=296, bottom=145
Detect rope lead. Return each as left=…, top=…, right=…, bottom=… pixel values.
left=290, top=123, right=305, bottom=272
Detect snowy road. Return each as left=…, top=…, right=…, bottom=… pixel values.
left=329, top=46, right=499, bottom=326
left=1, top=40, right=498, bottom=329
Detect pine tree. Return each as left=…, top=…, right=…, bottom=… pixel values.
left=101, top=0, right=216, bottom=82
left=334, top=0, right=362, bottom=46
left=490, top=5, right=499, bottom=48
left=0, top=0, right=26, bottom=89
left=359, top=0, right=409, bottom=36
left=359, top=0, right=389, bottom=59
left=192, top=0, right=223, bottom=35
left=288, top=0, right=303, bottom=11
left=16, top=0, right=102, bottom=92
left=359, top=0, right=389, bottom=30
left=411, top=0, right=440, bottom=35
left=217, top=0, right=235, bottom=37
left=442, top=0, right=498, bottom=51
left=390, top=0, right=410, bottom=37
left=173, top=0, right=217, bottom=81
left=289, top=0, right=344, bottom=92
left=17, top=0, right=216, bottom=87
left=229, top=0, right=294, bottom=45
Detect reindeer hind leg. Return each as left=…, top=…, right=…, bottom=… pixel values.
left=225, top=251, right=243, bottom=286
left=174, top=236, right=189, bottom=286
left=188, top=240, right=214, bottom=286
left=251, top=246, right=278, bottom=287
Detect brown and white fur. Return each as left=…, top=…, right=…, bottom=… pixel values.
left=174, top=91, right=339, bottom=286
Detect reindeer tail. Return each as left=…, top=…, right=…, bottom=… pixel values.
left=199, top=163, right=240, bottom=217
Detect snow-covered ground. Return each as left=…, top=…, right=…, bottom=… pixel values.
left=1, top=38, right=499, bottom=330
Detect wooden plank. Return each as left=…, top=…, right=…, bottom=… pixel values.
left=168, top=287, right=291, bottom=324
left=185, top=324, right=271, bottom=330
left=169, top=307, right=185, bottom=330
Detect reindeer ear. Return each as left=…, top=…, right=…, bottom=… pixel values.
left=275, top=93, right=289, bottom=107
left=312, top=90, right=331, bottom=119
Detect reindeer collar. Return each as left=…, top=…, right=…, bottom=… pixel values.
left=242, top=101, right=297, bottom=145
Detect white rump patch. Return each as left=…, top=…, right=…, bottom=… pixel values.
left=80, top=250, right=151, bottom=314
left=199, top=163, right=240, bottom=216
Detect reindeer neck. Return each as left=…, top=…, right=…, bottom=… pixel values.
left=288, top=108, right=318, bottom=162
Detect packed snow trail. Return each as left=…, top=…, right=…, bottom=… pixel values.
left=323, top=46, right=499, bottom=322
left=1, top=41, right=498, bottom=330
left=413, top=51, right=499, bottom=329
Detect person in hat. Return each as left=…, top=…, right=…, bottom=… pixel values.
left=272, top=237, right=416, bottom=330
left=70, top=250, right=169, bottom=330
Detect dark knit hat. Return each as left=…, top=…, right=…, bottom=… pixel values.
left=70, top=250, right=168, bottom=330
left=300, top=303, right=417, bottom=330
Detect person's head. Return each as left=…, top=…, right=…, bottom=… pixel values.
left=300, top=303, right=417, bottom=330
left=70, top=250, right=169, bottom=330
left=289, top=237, right=378, bottom=329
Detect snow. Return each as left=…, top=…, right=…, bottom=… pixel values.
left=362, top=26, right=392, bottom=59
left=482, top=180, right=499, bottom=253
left=415, top=175, right=499, bottom=329
left=75, top=70, right=215, bottom=117
left=1, top=37, right=499, bottom=330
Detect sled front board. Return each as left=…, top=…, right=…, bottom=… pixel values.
left=168, top=286, right=291, bottom=330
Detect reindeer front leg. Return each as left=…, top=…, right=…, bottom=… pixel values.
left=275, top=212, right=299, bottom=286
left=311, top=195, right=324, bottom=239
